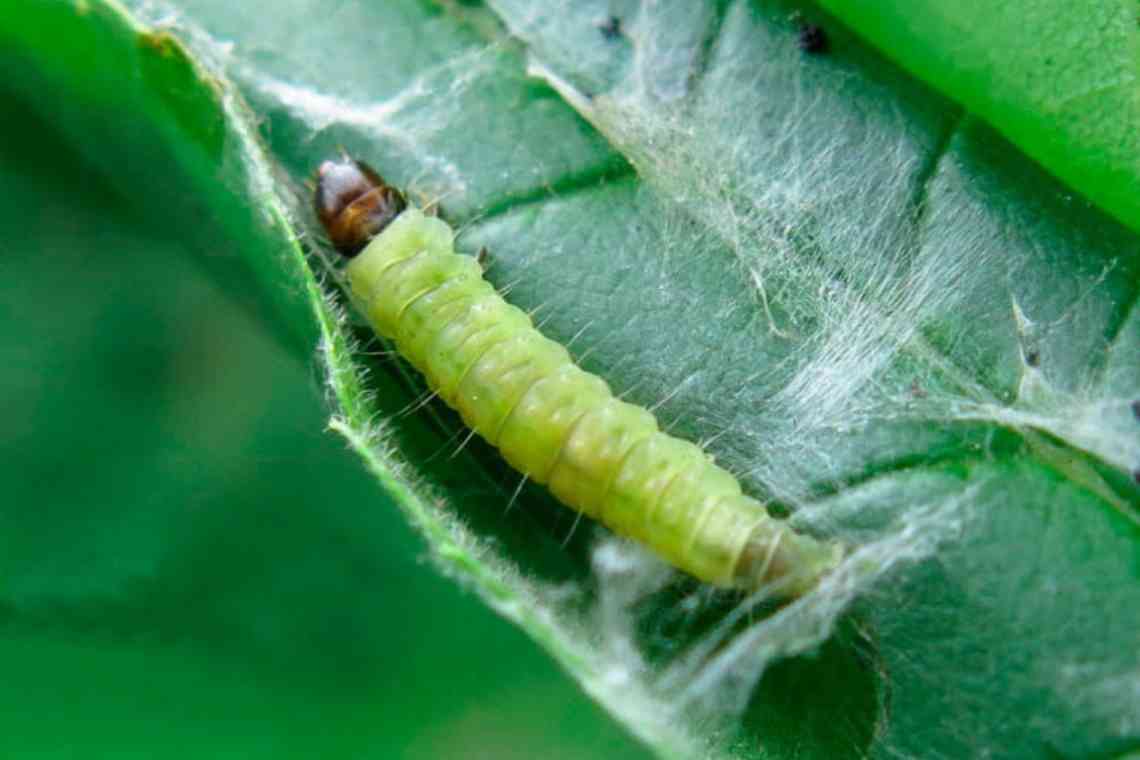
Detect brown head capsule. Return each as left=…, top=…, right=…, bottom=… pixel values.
left=314, top=157, right=407, bottom=257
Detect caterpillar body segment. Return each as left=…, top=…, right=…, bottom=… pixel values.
left=317, top=158, right=842, bottom=595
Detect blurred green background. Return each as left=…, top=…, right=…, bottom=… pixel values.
left=0, top=92, right=648, bottom=758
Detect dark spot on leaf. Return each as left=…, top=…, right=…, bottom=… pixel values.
left=1024, top=350, right=1040, bottom=367
left=599, top=15, right=623, bottom=41
left=798, top=23, right=828, bottom=54
left=138, top=29, right=179, bottom=57
left=1130, top=399, right=1140, bottom=421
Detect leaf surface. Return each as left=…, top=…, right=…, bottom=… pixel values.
left=2, top=0, right=1137, bottom=757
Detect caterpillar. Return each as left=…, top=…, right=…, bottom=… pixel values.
left=314, top=157, right=842, bottom=596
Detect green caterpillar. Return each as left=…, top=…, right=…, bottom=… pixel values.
left=315, top=157, right=842, bottom=595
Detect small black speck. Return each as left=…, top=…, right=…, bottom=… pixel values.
left=1133, top=468, right=1140, bottom=485
left=599, top=15, right=623, bottom=41
left=1025, top=350, right=1040, bottom=367
left=798, top=23, right=828, bottom=54
left=1131, top=399, right=1140, bottom=421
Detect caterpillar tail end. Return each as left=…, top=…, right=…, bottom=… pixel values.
left=735, top=523, right=844, bottom=597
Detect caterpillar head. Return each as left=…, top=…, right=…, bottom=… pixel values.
left=314, top=157, right=407, bottom=257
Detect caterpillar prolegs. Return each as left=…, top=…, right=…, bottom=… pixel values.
left=315, top=157, right=842, bottom=596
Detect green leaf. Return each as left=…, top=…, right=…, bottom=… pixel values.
left=815, top=0, right=1140, bottom=236
left=0, top=10, right=644, bottom=759
left=2, top=0, right=1137, bottom=758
